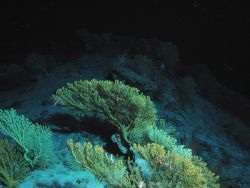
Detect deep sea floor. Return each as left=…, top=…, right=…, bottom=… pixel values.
left=0, top=32, right=250, bottom=187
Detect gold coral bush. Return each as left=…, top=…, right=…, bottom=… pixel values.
left=53, top=79, right=220, bottom=188
left=52, top=79, right=157, bottom=143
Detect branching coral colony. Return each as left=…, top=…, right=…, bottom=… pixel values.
left=0, top=79, right=219, bottom=187
left=52, top=79, right=220, bottom=188
left=0, top=109, right=55, bottom=187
